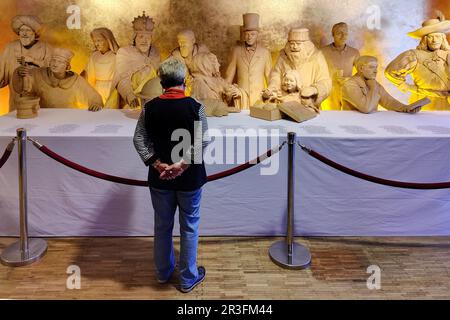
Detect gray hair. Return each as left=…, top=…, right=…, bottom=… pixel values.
left=158, top=58, right=186, bottom=89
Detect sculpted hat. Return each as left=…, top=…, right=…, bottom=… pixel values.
left=51, top=48, right=74, bottom=63
left=132, top=11, right=155, bottom=32
left=288, top=28, right=310, bottom=41
left=11, top=15, right=43, bottom=36
left=408, top=11, right=450, bottom=39
left=242, top=13, right=260, bottom=31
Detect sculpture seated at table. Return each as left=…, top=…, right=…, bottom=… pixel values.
left=12, top=48, right=103, bottom=111
left=190, top=52, right=243, bottom=117
left=252, top=70, right=318, bottom=122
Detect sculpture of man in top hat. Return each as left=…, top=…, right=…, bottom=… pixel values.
left=13, top=48, right=103, bottom=111
left=82, top=27, right=120, bottom=104
left=321, top=22, right=360, bottom=110
left=0, top=15, right=52, bottom=112
left=224, top=13, right=272, bottom=110
left=266, top=28, right=331, bottom=109
left=385, top=11, right=450, bottom=110
left=106, top=12, right=161, bottom=109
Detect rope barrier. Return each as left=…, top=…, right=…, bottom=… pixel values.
left=28, top=137, right=285, bottom=186
left=207, top=141, right=286, bottom=182
left=299, top=143, right=450, bottom=190
left=0, top=138, right=16, bottom=169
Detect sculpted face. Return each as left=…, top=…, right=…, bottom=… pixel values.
left=288, top=40, right=302, bottom=52
left=244, top=30, right=258, bottom=47
left=92, top=34, right=109, bottom=54
left=178, top=35, right=195, bottom=58
left=360, top=61, right=378, bottom=80
left=19, top=25, right=36, bottom=47
left=333, top=26, right=348, bottom=47
left=281, top=73, right=297, bottom=93
left=135, top=32, right=152, bottom=53
left=426, top=33, right=444, bottom=51
left=50, top=56, right=69, bottom=75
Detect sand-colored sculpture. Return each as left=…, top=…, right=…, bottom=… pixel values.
left=0, top=15, right=52, bottom=113
left=225, top=13, right=272, bottom=110
left=385, top=11, right=450, bottom=110
left=82, top=28, right=120, bottom=104
left=321, top=22, right=360, bottom=110
left=252, top=70, right=318, bottom=122
left=342, top=56, right=429, bottom=113
left=171, top=29, right=210, bottom=74
left=190, top=52, right=244, bottom=117
left=267, top=28, right=331, bottom=109
left=106, top=12, right=161, bottom=109
left=12, top=48, right=103, bottom=111
left=170, top=29, right=210, bottom=95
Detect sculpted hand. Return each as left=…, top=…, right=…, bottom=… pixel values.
left=230, top=86, right=241, bottom=98
left=407, top=106, right=422, bottom=114
left=17, top=66, right=30, bottom=77
left=129, top=98, right=141, bottom=109
left=88, top=105, right=103, bottom=112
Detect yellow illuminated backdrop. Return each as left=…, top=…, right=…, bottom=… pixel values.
left=0, top=0, right=436, bottom=115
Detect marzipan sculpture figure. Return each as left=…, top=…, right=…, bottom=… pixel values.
left=343, top=56, right=429, bottom=113
left=106, top=12, right=161, bottom=109
left=13, top=48, right=104, bottom=111
left=0, top=15, right=52, bottom=113
left=321, top=22, right=360, bottom=110
left=225, top=13, right=272, bottom=110
left=190, top=52, right=244, bottom=117
left=385, top=11, right=450, bottom=110
left=82, top=28, right=120, bottom=104
left=252, top=69, right=318, bottom=122
left=266, top=28, right=331, bottom=109
left=171, top=29, right=210, bottom=95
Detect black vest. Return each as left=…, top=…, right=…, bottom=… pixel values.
left=144, top=97, right=207, bottom=191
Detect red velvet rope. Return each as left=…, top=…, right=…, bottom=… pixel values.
left=0, top=140, right=15, bottom=169
left=207, top=142, right=286, bottom=182
left=32, top=142, right=285, bottom=186
left=300, top=144, right=450, bottom=190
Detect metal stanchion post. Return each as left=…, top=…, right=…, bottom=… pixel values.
left=269, top=132, right=311, bottom=269
left=1, top=128, right=47, bottom=267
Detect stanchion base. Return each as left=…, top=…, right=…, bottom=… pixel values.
left=269, top=240, right=311, bottom=270
left=1, top=238, right=47, bottom=267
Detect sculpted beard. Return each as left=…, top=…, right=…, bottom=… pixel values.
left=288, top=41, right=315, bottom=64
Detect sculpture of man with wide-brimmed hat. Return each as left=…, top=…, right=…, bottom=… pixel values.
left=224, top=13, right=272, bottom=110
left=0, top=15, right=52, bottom=112
left=385, top=11, right=450, bottom=110
left=266, top=28, right=331, bottom=109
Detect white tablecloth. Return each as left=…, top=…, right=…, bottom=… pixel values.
left=1, top=109, right=450, bottom=236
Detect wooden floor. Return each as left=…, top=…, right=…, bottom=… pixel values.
left=1, top=236, right=450, bottom=299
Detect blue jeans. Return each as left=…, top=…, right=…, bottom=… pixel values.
left=150, top=187, right=202, bottom=287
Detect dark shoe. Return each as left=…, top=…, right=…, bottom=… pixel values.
left=180, top=266, right=206, bottom=293
left=157, top=267, right=176, bottom=284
